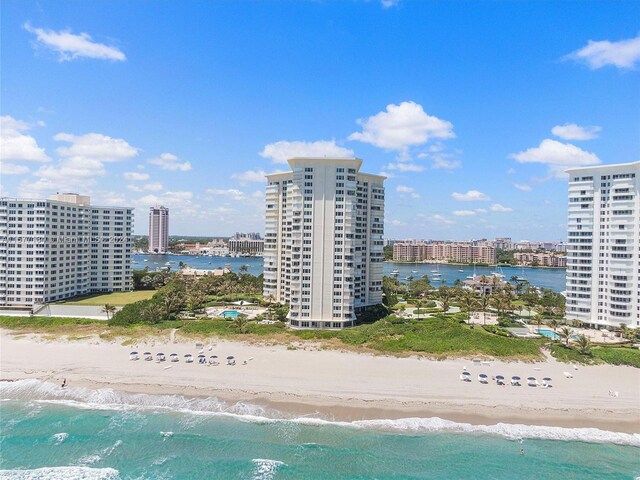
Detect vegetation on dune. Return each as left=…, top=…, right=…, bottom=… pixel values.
left=57, top=290, right=156, bottom=306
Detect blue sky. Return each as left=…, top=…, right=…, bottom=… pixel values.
left=1, top=0, right=638, bottom=240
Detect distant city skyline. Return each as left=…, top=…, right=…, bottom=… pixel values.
left=1, top=1, right=638, bottom=239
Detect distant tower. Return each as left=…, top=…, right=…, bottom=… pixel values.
left=148, top=206, right=169, bottom=253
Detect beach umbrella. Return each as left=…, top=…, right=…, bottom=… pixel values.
left=227, top=356, right=234, bottom=360
left=157, top=352, right=165, bottom=356
left=184, top=354, right=192, bottom=358
left=462, top=371, right=471, bottom=376
left=210, top=355, right=218, bottom=359
left=495, top=375, right=504, bottom=380
left=198, top=354, right=206, bottom=358
left=512, top=376, right=520, bottom=380
left=527, top=377, right=536, bottom=381
left=144, top=352, right=151, bottom=355
left=130, top=351, right=138, bottom=355
left=543, top=377, right=552, bottom=382
left=479, top=374, right=488, bottom=378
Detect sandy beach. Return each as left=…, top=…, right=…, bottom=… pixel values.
left=1, top=329, right=638, bottom=433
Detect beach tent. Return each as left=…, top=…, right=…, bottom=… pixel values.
left=511, top=376, right=521, bottom=386
left=170, top=353, right=179, bottom=362
left=184, top=354, right=194, bottom=363
left=209, top=355, right=219, bottom=365
left=527, top=377, right=537, bottom=387
left=144, top=352, right=153, bottom=361
left=198, top=354, right=206, bottom=364
left=227, top=355, right=236, bottom=365
left=129, top=351, right=139, bottom=361
left=232, top=300, right=254, bottom=306
left=460, top=371, right=471, bottom=382
left=156, top=353, right=166, bottom=362
left=495, top=375, right=505, bottom=385
left=542, top=377, right=552, bottom=387
left=478, top=374, right=488, bottom=384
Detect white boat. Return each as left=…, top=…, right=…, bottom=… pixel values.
left=490, top=264, right=505, bottom=278
left=411, top=270, right=418, bottom=274
left=466, top=264, right=477, bottom=280
left=391, top=269, right=399, bottom=274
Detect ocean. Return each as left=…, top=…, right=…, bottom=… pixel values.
left=1, top=380, right=638, bottom=479
left=134, top=255, right=568, bottom=293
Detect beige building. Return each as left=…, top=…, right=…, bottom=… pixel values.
left=393, top=241, right=495, bottom=264
left=0, top=193, right=133, bottom=307
left=148, top=206, right=169, bottom=254
left=514, top=252, right=567, bottom=267
left=263, top=157, right=385, bottom=329
left=566, top=161, right=639, bottom=329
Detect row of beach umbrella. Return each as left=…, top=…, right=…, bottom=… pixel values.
left=129, top=351, right=236, bottom=365
left=461, top=371, right=552, bottom=387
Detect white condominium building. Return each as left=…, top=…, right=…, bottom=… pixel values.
left=566, top=161, right=639, bottom=328
left=264, top=157, right=385, bottom=329
left=0, top=193, right=133, bottom=308
left=148, top=206, right=169, bottom=253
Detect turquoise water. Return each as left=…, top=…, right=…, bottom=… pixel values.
left=132, top=255, right=568, bottom=292
left=537, top=329, right=560, bottom=340
left=1, top=381, right=639, bottom=479
left=221, top=310, right=240, bottom=318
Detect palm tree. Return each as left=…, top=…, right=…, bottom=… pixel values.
left=102, top=304, right=116, bottom=321
left=558, top=326, right=573, bottom=347
left=142, top=303, right=164, bottom=324
left=438, top=286, right=454, bottom=313
left=231, top=313, right=250, bottom=333
left=575, top=334, right=591, bottom=354
left=548, top=318, right=560, bottom=333
left=162, top=290, right=184, bottom=316
left=414, top=300, right=424, bottom=320
left=459, top=290, right=478, bottom=321
left=477, top=293, right=490, bottom=325
left=571, top=319, right=583, bottom=328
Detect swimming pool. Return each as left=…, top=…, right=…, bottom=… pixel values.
left=221, top=310, right=240, bottom=318
left=536, top=329, right=560, bottom=340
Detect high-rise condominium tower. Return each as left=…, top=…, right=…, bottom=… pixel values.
left=565, top=161, right=639, bottom=328
left=148, top=206, right=169, bottom=254
left=263, top=157, right=385, bottom=329
left=0, top=193, right=133, bottom=307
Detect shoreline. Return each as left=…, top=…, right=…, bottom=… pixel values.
left=384, top=260, right=566, bottom=270
left=2, top=330, right=638, bottom=434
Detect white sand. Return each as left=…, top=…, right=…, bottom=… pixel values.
left=1, top=329, right=638, bottom=432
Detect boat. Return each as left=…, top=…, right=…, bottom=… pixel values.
left=391, top=269, right=399, bottom=274
left=458, top=269, right=464, bottom=272
left=466, top=263, right=477, bottom=280
left=390, top=271, right=399, bottom=277
left=411, top=270, right=418, bottom=274
left=490, top=264, right=505, bottom=278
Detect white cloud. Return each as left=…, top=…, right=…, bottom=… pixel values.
left=0, top=115, right=50, bottom=162
left=381, top=0, right=400, bottom=8
left=260, top=140, right=353, bottom=164
left=385, top=162, right=425, bottom=172
left=231, top=169, right=268, bottom=183
left=24, top=23, right=126, bottom=62
left=135, top=191, right=195, bottom=215
left=18, top=131, right=140, bottom=197
left=1, top=163, right=30, bottom=175
left=564, top=34, right=640, bottom=69
left=431, top=214, right=455, bottom=225
left=509, top=138, right=600, bottom=178
left=348, top=101, right=454, bottom=151
left=475, top=208, right=487, bottom=213
left=514, top=183, right=532, bottom=192
left=430, top=156, right=461, bottom=170
left=451, top=190, right=490, bottom=201
left=491, top=203, right=513, bottom=212
left=148, top=153, right=191, bottom=171
left=396, top=184, right=419, bottom=199
left=551, top=123, right=601, bottom=141
left=506, top=168, right=516, bottom=174
left=453, top=210, right=476, bottom=217
left=206, top=188, right=247, bottom=201
left=128, top=182, right=163, bottom=192
left=55, top=132, right=139, bottom=162
left=123, top=171, right=149, bottom=181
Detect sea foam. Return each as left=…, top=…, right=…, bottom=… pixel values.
left=0, top=466, right=120, bottom=480
left=2, top=379, right=639, bottom=447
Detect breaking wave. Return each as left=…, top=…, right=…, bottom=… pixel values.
left=2, top=379, right=638, bottom=447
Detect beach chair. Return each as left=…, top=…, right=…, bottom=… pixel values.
left=563, top=371, right=573, bottom=379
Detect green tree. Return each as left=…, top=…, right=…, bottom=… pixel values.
left=142, top=303, right=164, bottom=324
left=575, top=334, right=591, bottom=354
left=558, top=326, right=573, bottom=347
left=101, top=304, right=116, bottom=321
left=438, top=286, right=455, bottom=313
left=458, top=289, right=478, bottom=320
left=231, top=313, right=250, bottom=333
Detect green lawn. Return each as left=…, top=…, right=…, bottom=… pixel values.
left=57, top=290, right=156, bottom=306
